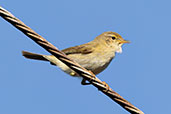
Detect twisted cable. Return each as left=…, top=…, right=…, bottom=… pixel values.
left=0, top=6, right=144, bottom=114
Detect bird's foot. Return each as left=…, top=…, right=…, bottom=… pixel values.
left=81, top=70, right=96, bottom=85
left=101, top=81, right=110, bottom=92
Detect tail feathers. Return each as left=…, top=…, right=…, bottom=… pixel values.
left=22, top=51, right=48, bottom=61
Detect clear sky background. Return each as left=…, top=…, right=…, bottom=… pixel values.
left=0, top=0, right=170, bottom=114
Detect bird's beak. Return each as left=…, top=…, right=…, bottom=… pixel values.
left=119, top=40, right=130, bottom=44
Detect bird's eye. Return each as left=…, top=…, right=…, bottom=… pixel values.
left=111, top=36, right=116, bottom=40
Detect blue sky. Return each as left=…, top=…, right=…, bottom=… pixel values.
left=0, top=0, right=171, bottom=114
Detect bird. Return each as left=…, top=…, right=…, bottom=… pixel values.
left=22, top=31, right=129, bottom=85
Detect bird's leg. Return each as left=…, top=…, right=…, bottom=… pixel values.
left=81, top=78, right=91, bottom=85
left=81, top=70, right=109, bottom=92
left=81, top=70, right=96, bottom=85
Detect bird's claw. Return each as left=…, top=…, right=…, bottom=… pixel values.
left=101, top=81, right=110, bottom=92
left=81, top=70, right=96, bottom=85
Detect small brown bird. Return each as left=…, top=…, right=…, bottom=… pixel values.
left=22, top=31, right=129, bottom=84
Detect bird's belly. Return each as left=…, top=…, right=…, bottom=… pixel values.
left=69, top=53, right=114, bottom=75
left=81, top=57, right=112, bottom=75
left=48, top=52, right=114, bottom=77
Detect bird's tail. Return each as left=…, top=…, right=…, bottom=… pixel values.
left=22, top=51, right=49, bottom=61
left=22, top=51, right=77, bottom=76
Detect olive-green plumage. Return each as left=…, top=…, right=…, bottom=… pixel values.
left=22, top=31, right=129, bottom=79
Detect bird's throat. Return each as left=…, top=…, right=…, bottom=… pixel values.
left=116, top=46, right=122, bottom=53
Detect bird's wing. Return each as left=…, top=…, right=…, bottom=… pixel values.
left=62, top=42, right=97, bottom=55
